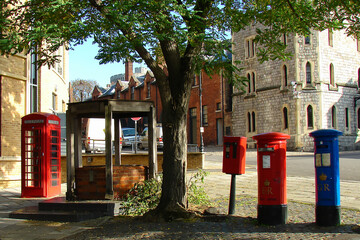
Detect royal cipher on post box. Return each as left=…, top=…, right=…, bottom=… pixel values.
left=253, top=132, right=290, bottom=225
left=222, top=136, right=247, bottom=175
left=310, top=129, right=343, bottom=226
left=21, top=113, right=61, bottom=198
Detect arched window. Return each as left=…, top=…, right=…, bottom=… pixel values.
left=252, top=112, right=256, bottom=132
left=247, top=73, right=251, bottom=93
left=247, top=112, right=251, bottom=132
left=331, top=106, right=336, bottom=128
left=283, top=65, right=288, bottom=87
left=283, top=107, right=288, bottom=129
left=306, top=62, right=312, bottom=84
left=307, top=105, right=314, bottom=129
left=329, top=63, right=335, bottom=86
left=252, top=72, right=256, bottom=92
left=305, top=35, right=311, bottom=44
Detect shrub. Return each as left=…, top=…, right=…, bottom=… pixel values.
left=120, top=170, right=210, bottom=216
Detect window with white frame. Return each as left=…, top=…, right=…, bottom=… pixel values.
left=30, top=48, right=38, bottom=113
left=54, top=46, right=63, bottom=76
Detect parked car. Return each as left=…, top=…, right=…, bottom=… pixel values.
left=122, top=128, right=139, bottom=147
left=138, top=126, right=163, bottom=150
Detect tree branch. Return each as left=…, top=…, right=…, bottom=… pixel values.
left=87, top=0, right=165, bottom=78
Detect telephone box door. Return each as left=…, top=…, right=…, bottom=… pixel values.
left=22, top=127, right=45, bottom=197
left=48, top=127, right=61, bottom=197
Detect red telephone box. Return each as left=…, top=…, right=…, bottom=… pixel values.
left=253, top=132, right=290, bottom=225
left=21, top=113, right=61, bottom=198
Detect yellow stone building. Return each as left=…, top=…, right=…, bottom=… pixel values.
left=0, top=47, right=69, bottom=188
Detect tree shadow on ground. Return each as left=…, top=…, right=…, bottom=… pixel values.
left=61, top=214, right=360, bottom=240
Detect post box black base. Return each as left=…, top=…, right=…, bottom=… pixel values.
left=258, top=205, right=287, bottom=225
left=316, top=205, right=341, bottom=226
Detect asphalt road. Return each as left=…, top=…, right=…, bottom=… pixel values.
left=205, top=150, right=360, bottom=181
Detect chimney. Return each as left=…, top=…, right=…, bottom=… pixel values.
left=125, top=60, right=133, bottom=82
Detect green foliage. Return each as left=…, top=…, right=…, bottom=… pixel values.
left=187, top=170, right=211, bottom=206
left=119, top=177, right=162, bottom=216
left=120, top=170, right=211, bottom=216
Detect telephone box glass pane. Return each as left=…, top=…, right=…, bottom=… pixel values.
left=24, top=129, right=42, bottom=187
left=51, top=159, right=58, bottom=165
left=52, top=180, right=58, bottom=186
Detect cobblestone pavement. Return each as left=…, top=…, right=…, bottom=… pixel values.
left=0, top=148, right=359, bottom=239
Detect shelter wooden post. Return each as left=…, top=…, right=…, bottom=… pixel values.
left=74, top=117, right=82, bottom=168
left=66, top=110, right=75, bottom=200
left=105, top=103, right=114, bottom=199
left=114, top=117, right=121, bottom=166
left=148, top=105, right=157, bottom=179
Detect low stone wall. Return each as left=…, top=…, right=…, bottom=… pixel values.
left=75, top=165, right=148, bottom=200
left=0, top=157, right=21, bottom=189
left=61, top=152, right=204, bottom=183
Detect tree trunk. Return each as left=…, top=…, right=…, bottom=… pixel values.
left=151, top=65, right=194, bottom=219
left=158, top=105, right=188, bottom=212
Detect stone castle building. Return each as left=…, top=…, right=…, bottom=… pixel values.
left=0, top=47, right=69, bottom=188
left=232, top=25, right=360, bottom=151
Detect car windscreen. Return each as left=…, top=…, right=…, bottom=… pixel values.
left=123, top=129, right=135, bottom=136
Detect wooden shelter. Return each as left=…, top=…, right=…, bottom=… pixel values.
left=66, top=100, right=157, bottom=200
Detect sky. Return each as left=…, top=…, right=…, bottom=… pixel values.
left=69, top=39, right=141, bottom=87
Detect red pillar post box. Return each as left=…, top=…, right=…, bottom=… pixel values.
left=253, top=132, right=290, bottom=225
left=21, top=113, right=61, bottom=198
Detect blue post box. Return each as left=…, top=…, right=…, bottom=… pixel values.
left=309, top=129, right=343, bottom=226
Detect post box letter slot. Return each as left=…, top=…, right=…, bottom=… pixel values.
left=258, top=147, right=274, bottom=152
left=225, top=143, right=230, bottom=158
left=232, top=142, right=238, bottom=159
left=316, top=144, right=328, bottom=149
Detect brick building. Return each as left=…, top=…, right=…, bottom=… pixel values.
left=0, top=48, right=69, bottom=188
left=90, top=61, right=232, bottom=147
left=232, top=25, right=360, bottom=151
left=188, top=70, right=233, bottom=146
